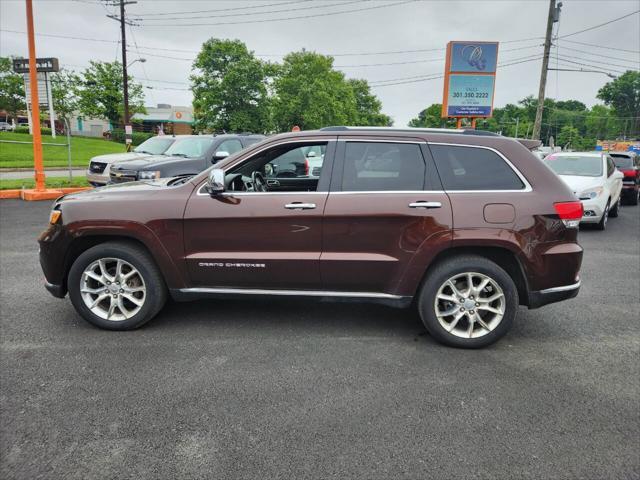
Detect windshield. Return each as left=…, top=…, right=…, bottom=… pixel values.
left=133, top=137, right=175, bottom=155
left=544, top=155, right=603, bottom=177
left=164, top=137, right=214, bottom=158
left=610, top=155, right=633, bottom=169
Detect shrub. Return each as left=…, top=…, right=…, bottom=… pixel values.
left=13, top=126, right=52, bottom=135
left=109, top=129, right=154, bottom=146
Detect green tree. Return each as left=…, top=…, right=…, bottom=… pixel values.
left=556, top=124, right=580, bottom=149
left=50, top=69, right=80, bottom=128
left=408, top=104, right=456, bottom=128
left=0, top=56, right=25, bottom=121
left=74, top=61, right=145, bottom=126
left=597, top=71, right=640, bottom=137
left=347, top=79, right=392, bottom=126
left=191, top=39, right=272, bottom=133
left=271, top=51, right=358, bottom=131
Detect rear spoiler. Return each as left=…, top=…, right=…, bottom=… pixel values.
left=516, top=138, right=542, bottom=150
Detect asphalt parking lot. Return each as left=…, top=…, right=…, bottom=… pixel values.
left=1, top=199, right=638, bottom=480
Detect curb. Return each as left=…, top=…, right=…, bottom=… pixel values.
left=0, top=187, right=92, bottom=201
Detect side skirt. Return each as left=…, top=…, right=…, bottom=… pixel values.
left=170, top=287, right=413, bottom=308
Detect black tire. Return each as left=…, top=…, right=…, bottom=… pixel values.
left=627, top=189, right=639, bottom=206
left=595, top=200, right=610, bottom=230
left=417, top=255, right=518, bottom=348
left=609, top=196, right=620, bottom=218
left=68, top=241, right=167, bottom=330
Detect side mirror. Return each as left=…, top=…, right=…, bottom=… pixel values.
left=212, top=151, right=229, bottom=163
left=206, top=168, right=225, bottom=195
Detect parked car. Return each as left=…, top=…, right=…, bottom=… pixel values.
left=109, top=134, right=265, bottom=184
left=609, top=151, right=639, bottom=205
left=39, top=127, right=584, bottom=348
left=0, top=121, right=15, bottom=131
left=544, top=152, right=624, bottom=230
left=86, top=135, right=177, bottom=186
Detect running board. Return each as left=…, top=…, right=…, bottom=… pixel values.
left=170, top=287, right=412, bottom=308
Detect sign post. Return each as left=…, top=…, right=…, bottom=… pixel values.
left=25, top=0, right=45, bottom=192
left=14, top=57, right=59, bottom=138
left=442, top=41, right=499, bottom=128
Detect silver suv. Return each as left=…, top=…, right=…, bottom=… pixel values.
left=86, top=136, right=176, bottom=186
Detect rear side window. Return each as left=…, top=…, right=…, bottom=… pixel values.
left=342, top=142, right=426, bottom=191
left=430, top=145, right=525, bottom=191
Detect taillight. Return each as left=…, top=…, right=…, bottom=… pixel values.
left=554, top=201, right=583, bottom=228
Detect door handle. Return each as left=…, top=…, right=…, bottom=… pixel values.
left=409, top=201, right=442, bottom=209
left=285, top=202, right=316, bottom=210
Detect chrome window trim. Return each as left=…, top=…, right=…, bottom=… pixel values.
left=429, top=142, right=533, bottom=193
left=337, top=138, right=426, bottom=145
left=180, top=287, right=406, bottom=300
left=330, top=190, right=442, bottom=195
left=540, top=280, right=581, bottom=294
left=196, top=138, right=334, bottom=196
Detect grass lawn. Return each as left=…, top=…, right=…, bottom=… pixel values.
left=0, top=176, right=90, bottom=190
left=0, top=132, right=125, bottom=169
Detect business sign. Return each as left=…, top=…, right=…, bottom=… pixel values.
left=442, top=41, right=499, bottom=118
left=12, top=57, right=59, bottom=73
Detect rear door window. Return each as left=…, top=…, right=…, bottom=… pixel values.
left=430, top=145, right=525, bottom=191
left=342, top=142, right=426, bottom=191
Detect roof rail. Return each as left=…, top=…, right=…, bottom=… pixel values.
left=319, top=126, right=500, bottom=137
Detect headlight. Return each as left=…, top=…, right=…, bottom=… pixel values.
left=138, top=171, right=161, bottom=180
left=578, top=187, right=603, bottom=200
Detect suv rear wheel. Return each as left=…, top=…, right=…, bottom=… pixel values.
left=417, top=255, right=518, bottom=348
left=68, top=242, right=167, bottom=330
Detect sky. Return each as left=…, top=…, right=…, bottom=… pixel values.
left=1, top=0, right=639, bottom=126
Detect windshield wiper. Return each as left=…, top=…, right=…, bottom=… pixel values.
left=170, top=153, right=189, bottom=158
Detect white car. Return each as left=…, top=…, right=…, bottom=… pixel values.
left=86, top=136, right=176, bottom=186
left=544, top=152, right=624, bottom=230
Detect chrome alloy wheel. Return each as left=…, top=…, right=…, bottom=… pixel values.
left=80, top=258, right=146, bottom=321
left=434, top=272, right=506, bottom=339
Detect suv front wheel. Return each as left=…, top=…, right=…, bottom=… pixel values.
left=417, top=255, right=518, bottom=348
left=68, top=242, right=167, bottom=330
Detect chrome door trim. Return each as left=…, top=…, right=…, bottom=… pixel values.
left=428, top=142, right=533, bottom=193
left=179, top=287, right=406, bottom=300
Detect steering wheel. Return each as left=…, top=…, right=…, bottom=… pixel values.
left=251, top=171, right=268, bottom=192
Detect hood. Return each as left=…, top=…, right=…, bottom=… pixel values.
left=59, top=178, right=176, bottom=202
left=557, top=175, right=603, bottom=194
left=110, top=154, right=194, bottom=171
left=90, top=151, right=151, bottom=164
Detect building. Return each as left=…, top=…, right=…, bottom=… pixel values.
left=132, top=104, right=194, bottom=135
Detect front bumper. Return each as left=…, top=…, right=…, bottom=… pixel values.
left=579, top=196, right=607, bottom=224
left=528, top=280, right=581, bottom=309
left=86, top=171, right=109, bottom=186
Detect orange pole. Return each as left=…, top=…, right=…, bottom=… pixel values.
left=471, top=118, right=477, bottom=129
left=456, top=118, right=463, bottom=129
left=25, top=0, right=45, bottom=191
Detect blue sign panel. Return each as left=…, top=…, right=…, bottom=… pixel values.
left=450, top=42, right=498, bottom=73
left=446, top=74, right=495, bottom=116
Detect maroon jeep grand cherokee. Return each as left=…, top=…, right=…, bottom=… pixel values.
left=39, top=127, right=583, bottom=348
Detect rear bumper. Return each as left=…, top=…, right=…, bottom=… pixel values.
left=528, top=280, right=580, bottom=309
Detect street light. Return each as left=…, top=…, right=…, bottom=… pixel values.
left=127, top=57, right=146, bottom=68
left=548, top=68, right=618, bottom=79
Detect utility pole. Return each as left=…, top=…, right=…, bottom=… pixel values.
left=107, top=0, right=137, bottom=151
left=532, top=0, right=562, bottom=141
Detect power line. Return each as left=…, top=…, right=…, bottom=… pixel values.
left=561, top=39, right=640, bottom=55
left=555, top=56, right=627, bottom=75
left=555, top=45, right=640, bottom=64
left=555, top=53, right=638, bottom=71
left=139, top=0, right=419, bottom=27
left=139, top=0, right=363, bottom=22
left=558, top=9, right=640, bottom=39
left=131, top=0, right=313, bottom=17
